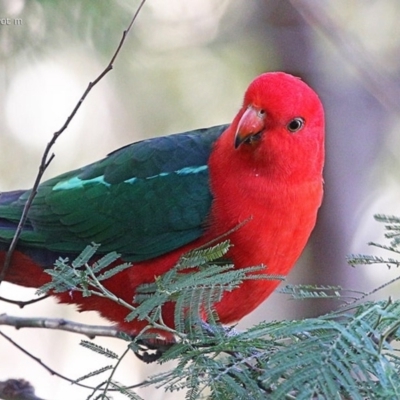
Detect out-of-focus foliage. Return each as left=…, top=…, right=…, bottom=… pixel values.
left=0, top=0, right=269, bottom=190
left=0, top=1, right=133, bottom=59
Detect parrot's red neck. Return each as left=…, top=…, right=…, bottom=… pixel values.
left=204, top=121, right=324, bottom=322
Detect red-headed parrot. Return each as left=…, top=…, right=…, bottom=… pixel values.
left=0, top=72, right=325, bottom=338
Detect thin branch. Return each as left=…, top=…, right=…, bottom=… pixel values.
left=0, top=329, right=161, bottom=394
left=0, top=312, right=173, bottom=364
left=84, top=263, right=181, bottom=339
left=0, top=295, right=49, bottom=309
left=0, top=0, right=147, bottom=286
left=0, top=314, right=128, bottom=339
left=101, top=346, right=131, bottom=398
left=0, top=330, right=108, bottom=391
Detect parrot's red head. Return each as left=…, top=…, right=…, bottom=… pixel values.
left=207, top=71, right=325, bottom=313
left=230, top=72, right=325, bottom=182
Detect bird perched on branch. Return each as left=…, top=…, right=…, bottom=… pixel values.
left=0, top=72, right=324, bottom=340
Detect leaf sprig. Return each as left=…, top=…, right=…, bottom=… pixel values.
left=32, top=214, right=400, bottom=399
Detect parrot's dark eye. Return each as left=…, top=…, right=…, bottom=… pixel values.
left=287, top=117, right=304, bottom=133
left=258, top=109, right=266, bottom=117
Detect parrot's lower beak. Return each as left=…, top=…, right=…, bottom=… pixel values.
left=234, top=106, right=265, bottom=149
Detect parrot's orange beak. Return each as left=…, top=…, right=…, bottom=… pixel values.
left=234, top=106, right=266, bottom=149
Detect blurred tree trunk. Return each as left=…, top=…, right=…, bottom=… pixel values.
left=255, top=0, right=388, bottom=318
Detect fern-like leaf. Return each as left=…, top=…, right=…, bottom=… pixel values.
left=80, top=340, right=119, bottom=359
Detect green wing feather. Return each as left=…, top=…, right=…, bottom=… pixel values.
left=0, top=125, right=227, bottom=261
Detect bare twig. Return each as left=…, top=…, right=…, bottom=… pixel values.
left=0, top=314, right=128, bottom=339
left=0, top=295, right=49, bottom=309
left=0, top=0, right=147, bottom=285
left=0, top=311, right=173, bottom=364
left=0, top=329, right=156, bottom=394
left=100, top=346, right=131, bottom=398
left=0, top=330, right=106, bottom=391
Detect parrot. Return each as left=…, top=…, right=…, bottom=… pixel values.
left=0, top=72, right=325, bottom=341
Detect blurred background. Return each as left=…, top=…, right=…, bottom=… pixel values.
left=0, top=0, right=400, bottom=398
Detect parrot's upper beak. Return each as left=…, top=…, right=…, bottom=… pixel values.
left=234, top=106, right=266, bottom=149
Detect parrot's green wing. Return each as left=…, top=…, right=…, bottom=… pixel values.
left=0, top=125, right=227, bottom=262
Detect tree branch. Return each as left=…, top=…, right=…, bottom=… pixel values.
left=0, top=0, right=147, bottom=286
left=0, top=314, right=127, bottom=339
left=0, top=295, right=49, bottom=309
left=0, top=330, right=149, bottom=393
left=0, top=313, right=173, bottom=364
